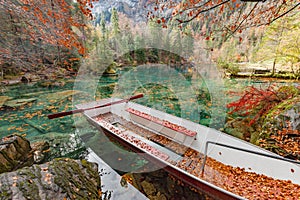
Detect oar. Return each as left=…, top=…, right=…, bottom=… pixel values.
left=48, top=93, right=144, bottom=119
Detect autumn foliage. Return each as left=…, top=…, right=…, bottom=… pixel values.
left=260, top=122, right=300, bottom=160
left=0, top=0, right=95, bottom=72
left=149, top=0, right=300, bottom=38
left=227, top=85, right=299, bottom=125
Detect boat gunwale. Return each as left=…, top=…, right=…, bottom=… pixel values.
left=127, top=100, right=297, bottom=162
left=126, top=107, right=197, bottom=137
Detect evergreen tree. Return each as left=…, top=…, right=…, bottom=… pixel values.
left=134, top=34, right=146, bottom=64
left=182, top=26, right=194, bottom=58
left=110, top=8, right=120, bottom=36
left=109, top=8, right=121, bottom=54
left=120, top=24, right=134, bottom=62
left=100, top=12, right=106, bottom=38
left=147, top=19, right=164, bottom=62
left=172, top=27, right=182, bottom=62
left=148, top=18, right=162, bottom=47
left=94, top=13, right=101, bottom=27
left=97, top=12, right=113, bottom=65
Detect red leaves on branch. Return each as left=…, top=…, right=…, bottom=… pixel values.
left=151, top=0, right=300, bottom=38
left=0, top=0, right=97, bottom=70
left=17, top=0, right=94, bottom=55
left=227, top=85, right=281, bottom=125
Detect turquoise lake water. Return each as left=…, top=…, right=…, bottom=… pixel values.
left=1, top=67, right=299, bottom=199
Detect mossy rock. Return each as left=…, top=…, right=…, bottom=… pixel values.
left=103, top=62, right=117, bottom=75
left=263, top=96, right=300, bottom=133
left=224, top=118, right=254, bottom=141
left=0, top=158, right=101, bottom=200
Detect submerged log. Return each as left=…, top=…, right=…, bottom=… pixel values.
left=0, top=79, right=21, bottom=85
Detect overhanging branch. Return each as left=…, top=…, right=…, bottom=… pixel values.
left=176, top=0, right=230, bottom=24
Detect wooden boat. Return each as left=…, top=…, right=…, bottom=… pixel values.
left=76, top=97, right=300, bottom=200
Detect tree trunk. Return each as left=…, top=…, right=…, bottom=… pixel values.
left=272, top=58, right=276, bottom=75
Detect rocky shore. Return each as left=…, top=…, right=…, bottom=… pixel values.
left=0, top=135, right=101, bottom=200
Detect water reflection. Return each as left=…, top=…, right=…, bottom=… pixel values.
left=87, top=149, right=148, bottom=200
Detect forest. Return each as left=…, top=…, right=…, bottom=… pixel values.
left=1, top=0, right=299, bottom=79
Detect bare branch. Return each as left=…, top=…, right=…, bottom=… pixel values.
left=225, top=2, right=259, bottom=40
left=267, top=2, right=300, bottom=25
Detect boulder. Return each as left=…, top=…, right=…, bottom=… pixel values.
left=0, top=135, right=34, bottom=173
left=0, top=158, right=101, bottom=199
left=263, top=96, right=300, bottom=133
left=0, top=135, right=53, bottom=174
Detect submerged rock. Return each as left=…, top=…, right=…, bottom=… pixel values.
left=0, top=96, right=12, bottom=108
left=4, top=98, right=37, bottom=107
left=141, top=180, right=156, bottom=196
left=31, top=132, right=88, bottom=161
left=126, top=168, right=211, bottom=199
left=41, top=90, right=82, bottom=104
left=0, top=158, right=101, bottom=200
left=30, top=141, right=50, bottom=164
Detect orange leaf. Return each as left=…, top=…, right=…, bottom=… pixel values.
left=22, top=6, right=29, bottom=11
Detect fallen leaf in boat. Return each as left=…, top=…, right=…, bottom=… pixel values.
left=120, top=177, right=128, bottom=188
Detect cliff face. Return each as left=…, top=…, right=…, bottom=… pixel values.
left=92, top=0, right=149, bottom=22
